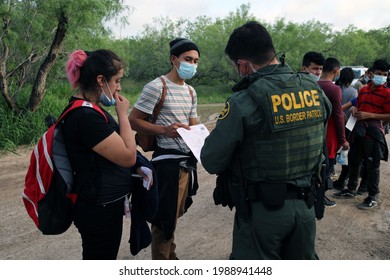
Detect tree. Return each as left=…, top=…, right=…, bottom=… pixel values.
left=366, top=26, right=390, bottom=63
left=329, top=26, right=377, bottom=67
left=124, top=3, right=256, bottom=86
left=188, top=4, right=257, bottom=85
left=125, top=16, right=190, bottom=82
left=268, top=19, right=333, bottom=71
left=0, top=0, right=127, bottom=113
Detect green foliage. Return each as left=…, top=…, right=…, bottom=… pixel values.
left=0, top=82, right=70, bottom=150
left=2, top=2, right=390, bottom=151
left=195, top=84, right=232, bottom=104
left=124, top=3, right=256, bottom=85
left=120, top=78, right=145, bottom=104
left=116, top=3, right=390, bottom=83
left=0, top=106, right=32, bottom=151
left=366, top=26, right=390, bottom=63
left=269, top=19, right=333, bottom=71
left=0, top=0, right=128, bottom=111
left=330, top=27, right=378, bottom=67
left=0, top=102, right=46, bottom=150
left=0, top=79, right=231, bottom=150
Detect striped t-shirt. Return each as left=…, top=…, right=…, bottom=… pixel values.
left=134, top=75, right=198, bottom=153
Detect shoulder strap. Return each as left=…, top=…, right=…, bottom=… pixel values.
left=150, top=77, right=194, bottom=123
left=187, top=85, right=194, bottom=102
left=56, top=100, right=108, bottom=125
left=151, top=76, right=168, bottom=123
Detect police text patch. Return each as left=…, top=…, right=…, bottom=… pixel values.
left=269, top=90, right=323, bottom=130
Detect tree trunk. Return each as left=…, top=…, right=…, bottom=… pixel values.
left=0, top=10, right=21, bottom=113
left=27, top=11, right=68, bottom=112
left=0, top=41, right=19, bottom=112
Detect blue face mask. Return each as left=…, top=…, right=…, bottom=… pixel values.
left=176, top=60, right=197, bottom=80
left=100, top=80, right=116, bottom=106
left=372, top=75, right=387, bottom=86
left=363, top=76, right=370, bottom=83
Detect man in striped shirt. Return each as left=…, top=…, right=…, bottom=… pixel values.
left=129, top=38, right=200, bottom=259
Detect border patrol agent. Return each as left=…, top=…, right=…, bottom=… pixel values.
left=200, top=21, right=332, bottom=260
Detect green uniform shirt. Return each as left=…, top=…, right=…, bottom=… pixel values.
left=201, top=64, right=331, bottom=187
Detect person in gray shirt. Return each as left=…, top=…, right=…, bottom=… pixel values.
left=333, top=67, right=361, bottom=191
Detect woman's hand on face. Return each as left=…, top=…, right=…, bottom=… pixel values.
left=114, top=92, right=130, bottom=116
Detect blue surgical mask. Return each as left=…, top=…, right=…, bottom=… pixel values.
left=334, top=75, right=340, bottom=82
left=100, top=80, right=116, bottom=106
left=176, top=60, right=197, bottom=80
left=372, top=75, right=387, bottom=86
left=363, top=76, right=370, bottom=83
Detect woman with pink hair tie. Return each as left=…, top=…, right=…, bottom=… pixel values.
left=62, top=49, right=137, bottom=259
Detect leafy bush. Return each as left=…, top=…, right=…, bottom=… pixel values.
left=0, top=82, right=70, bottom=151
left=0, top=79, right=231, bottom=151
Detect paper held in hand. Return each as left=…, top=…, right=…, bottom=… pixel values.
left=346, top=115, right=357, bottom=131
left=131, top=166, right=153, bottom=191
left=140, top=166, right=153, bottom=190
left=176, top=124, right=210, bottom=164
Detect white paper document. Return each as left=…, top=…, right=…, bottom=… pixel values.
left=346, top=115, right=357, bottom=131
left=177, top=124, right=210, bottom=164
left=140, top=166, right=153, bottom=191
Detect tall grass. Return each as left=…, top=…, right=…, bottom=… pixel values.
left=195, top=84, right=232, bottom=104
left=0, top=79, right=232, bottom=151
left=0, top=82, right=70, bottom=151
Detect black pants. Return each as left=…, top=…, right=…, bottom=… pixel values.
left=347, top=137, right=381, bottom=199
left=337, top=160, right=367, bottom=188
left=336, top=128, right=367, bottom=189
left=336, top=128, right=351, bottom=184
left=74, top=197, right=125, bottom=260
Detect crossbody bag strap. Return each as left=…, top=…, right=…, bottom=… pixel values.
left=187, top=85, right=194, bottom=102
left=151, top=76, right=168, bottom=123
left=150, top=77, right=194, bottom=124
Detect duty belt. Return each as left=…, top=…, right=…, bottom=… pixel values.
left=246, top=182, right=309, bottom=201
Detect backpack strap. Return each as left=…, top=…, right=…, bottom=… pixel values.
left=151, top=76, right=168, bottom=123
left=187, top=86, right=194, bottom=102
left=150, top=76, right=194, bottom=124
left=56, top=100, right=108, bottom=125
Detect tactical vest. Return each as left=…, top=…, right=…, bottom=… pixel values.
left=238, top=72, right=327, bottom=183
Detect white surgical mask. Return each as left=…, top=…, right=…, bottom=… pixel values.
left=371, top=75, right=387, bottom=86
left=309, top=73, right=320, bottom=82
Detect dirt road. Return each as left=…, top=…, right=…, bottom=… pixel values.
left=1, top=110, right=389, bottom=260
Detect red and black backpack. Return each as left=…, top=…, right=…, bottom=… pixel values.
left=22, top=100, right=107, bottom=235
